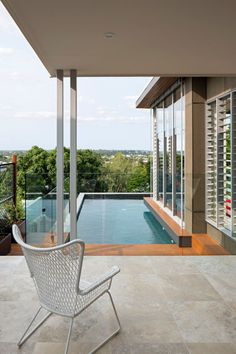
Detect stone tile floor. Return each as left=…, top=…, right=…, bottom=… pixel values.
left=0, top=256, right=236, bottom=354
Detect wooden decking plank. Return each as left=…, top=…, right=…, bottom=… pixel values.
left=9, top=240, right=229, bottom=256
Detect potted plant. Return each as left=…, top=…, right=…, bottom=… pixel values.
left=0, top=202, right=14, bottom=255
left=0, top=200, right=24, bottom=254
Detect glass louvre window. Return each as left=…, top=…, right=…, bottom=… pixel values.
left=231, top=93, right=236, bottom=236
left=217, top=95, right=231, bottom=231
left=206, top=91, right=236, bottom=237
left=206, top=101, right=217, bottom=223
left=154, top=83, right=185, bottom=226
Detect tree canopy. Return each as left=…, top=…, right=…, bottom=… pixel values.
left=16, top=146, right=151, bottom=199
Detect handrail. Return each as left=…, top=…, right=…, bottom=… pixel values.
left=0, top=195, right=14, bottom=205
left=0, top=162, right=14, bottom=167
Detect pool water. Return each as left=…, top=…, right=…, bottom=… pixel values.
left=77, top=199, right=175, bottom=244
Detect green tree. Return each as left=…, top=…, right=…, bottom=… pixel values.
left=106, top=153, right=133, bottom=192
left=17, top=147, right=106, bottom=196
left=127, top=158, right=150, bottom=192
left=16, top=147, right=151, bottom=198
left=46, top=148, right=70, bottom=191
left=77, top=149, right=106, bottom=192
left=17, top=146, right=51, bottom=198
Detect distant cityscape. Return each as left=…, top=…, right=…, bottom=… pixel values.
left=0, top=149, right=151, bottom=164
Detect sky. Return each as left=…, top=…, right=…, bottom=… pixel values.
left=0, top=3, right=152, bottom=151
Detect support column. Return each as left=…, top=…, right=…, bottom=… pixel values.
left=152, top=108, right=158, bottom=200
left=70, top=70, right=77, bottom=240
left=163, top=106, right=167, bottom=207
left=56, top=70, right=64, bottom=245
left=12, top=154, right=17, bottom=207
left=185, top=77, right=206, bottom=233
left=172, top=94, right=176, bottom=214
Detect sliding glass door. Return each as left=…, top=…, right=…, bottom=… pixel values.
left=154, top=82, right=185, bottom=226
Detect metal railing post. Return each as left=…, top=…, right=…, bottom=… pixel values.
left=12, top=154, right=17, bottom=207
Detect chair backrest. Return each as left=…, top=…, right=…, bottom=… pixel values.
left=12, top=224, right=85, bottom=316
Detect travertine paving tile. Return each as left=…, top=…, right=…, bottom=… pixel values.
left=33, top=342, right=94, bottom=354
left=1, top=256, right=236, bottom=354
left=37, top=300, right=117, bottom=344
left=158, top=273, right=222, bottom=301
left=115, top=311, right=183, bottom=344
left=187, top=343, right=236, bottom=354
left=189, top=256, right=236, bottom=275
left=104, top=340, right=190, bottom=354
left=0, top=301, right=39, bottom=343
left=111, top=273, right=166, bottom=306
left=204, top=272, right=236, bottom=302
left=150, top=256, right=200, bottom=275
left=0, top=274, right=36, bottom=302
left=169, top=300, right=236, bottom=343
left=0, top=256, right=23, bottom=275
left=106, top=256, right=153, bottom=275
left=0, top=342, right=35, bottom=354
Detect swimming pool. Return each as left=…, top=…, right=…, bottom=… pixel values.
left=77, top=198, right=175, bottom=244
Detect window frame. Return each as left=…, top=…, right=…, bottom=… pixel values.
left=152, top=81, right=185, bottom=228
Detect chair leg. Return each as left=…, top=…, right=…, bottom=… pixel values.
left=88, top=291, right=121, bottom=354
left=18, top=306, right=52, bottom=347
left=64, top=317, right=74, bottom=354
left=107, top=291, right=121, bottom=330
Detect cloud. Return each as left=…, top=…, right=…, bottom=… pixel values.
left=14, top=111, right=56, bottom=120
left=12, top=109, right=148, bottom=124
left=96, top=106, right=118, bottom=116
left=0, top=47, right=14, bottom=54
left=0, top=104, right=12, bottom=110
left=11, top=71, right=20, bottom=78
left=124, top=95, right=138, bottom=101
left=78, top=115, right=148, bottom=124
left=123, top=95, right=138, bottom=108
left=78, top=95, right=95, bottom=104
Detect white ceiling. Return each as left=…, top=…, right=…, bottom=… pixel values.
left=2, top=0, right=236, bottom=77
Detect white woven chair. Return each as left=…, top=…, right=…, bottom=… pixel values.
left=12, top=224, right=121, bottom=354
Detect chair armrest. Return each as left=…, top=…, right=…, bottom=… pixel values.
left=79, top=266, right=120, bottom=295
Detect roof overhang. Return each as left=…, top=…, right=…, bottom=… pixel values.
left=136, top=77, right=178, bottom=108
left=2, top=0, right=236, bottom=77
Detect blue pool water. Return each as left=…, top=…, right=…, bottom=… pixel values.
left=77, top=199, right=175, bottom=244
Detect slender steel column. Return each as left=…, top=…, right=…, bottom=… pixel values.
left=163, top=102, right=167, bottom=207
left=12, top=154, right=17, bottom=207
left=152, top=108, right=158, bottom=200
left=172, top=92, right=176, bottom=215
left=180, top=83, right=184, bottom=228
left=56, top=70, right=64, bottom=245
left=70, top=70, right=77, bottom=240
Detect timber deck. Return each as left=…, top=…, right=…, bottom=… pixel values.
left=10, top=237, right=229, bottom=256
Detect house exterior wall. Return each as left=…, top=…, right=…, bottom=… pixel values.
left=207, top=223, right=236, bottom=254
left=207, top=77, right=236, bottom=100
left=137, top=76, right=236, bottom=253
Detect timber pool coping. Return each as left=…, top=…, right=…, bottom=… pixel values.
left=144, top=197, right=192, bottom=247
